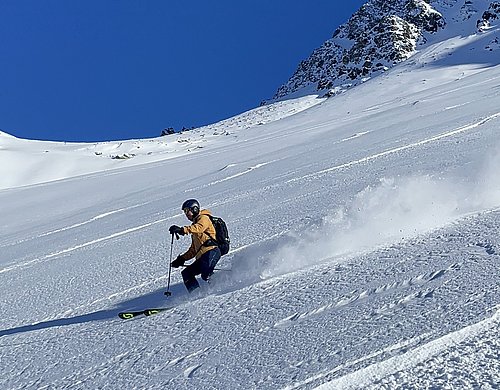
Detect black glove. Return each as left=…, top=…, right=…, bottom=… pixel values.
left=169, top=225, right=185, bottom=236
left=171, top=256, right=185, bottom=268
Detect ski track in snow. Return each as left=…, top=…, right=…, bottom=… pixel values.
left=283, top=332, right=436, bottom=390
left=188, top=161, right=277, bottom=191
left=271, top=264, right=459, bottom=330
left=287, top=111, right=500, bottom=183
left=312, top=306, right=500, bottom=390
left=0, top=205, right=146, bottom=249
left=0, top=218, right=170, bottom=275
left=182, top=130, right=372, bottom=194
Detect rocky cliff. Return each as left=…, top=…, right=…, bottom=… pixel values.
left=272, top=0, right=500, bottom=101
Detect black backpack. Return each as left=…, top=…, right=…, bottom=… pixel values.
left=207, top=215, right=230, bottom=256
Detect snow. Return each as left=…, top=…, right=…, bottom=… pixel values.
left=1, top=17, right=500, bottom=390
left=0, top=95, right=322, bottom=190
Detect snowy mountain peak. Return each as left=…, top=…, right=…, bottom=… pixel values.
left=271, top=0, right=500, bottom=100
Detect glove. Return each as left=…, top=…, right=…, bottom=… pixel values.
left=171, top=256, right=185, bottom=268
left=169, top=225, right=185, bottom=236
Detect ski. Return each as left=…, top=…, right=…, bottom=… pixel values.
left=118, top=307, right=171, bottom=319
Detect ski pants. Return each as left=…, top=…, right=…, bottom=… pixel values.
left=181, top=247, right=221, bottom=292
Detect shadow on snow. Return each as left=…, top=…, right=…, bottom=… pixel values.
left=0, top=281, right=186, bottom=338
left=0, top=238, right=280, bottom=338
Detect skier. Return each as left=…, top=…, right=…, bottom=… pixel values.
left=169, top=199, right=221, bottom=292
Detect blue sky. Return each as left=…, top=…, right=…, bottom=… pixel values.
left=0, top=1, right=366, bottom=142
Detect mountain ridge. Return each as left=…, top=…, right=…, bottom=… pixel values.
left=271, top=0, right=500, bottom=101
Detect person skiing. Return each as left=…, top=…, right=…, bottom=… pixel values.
left=169, top=199, right=221, bottom=292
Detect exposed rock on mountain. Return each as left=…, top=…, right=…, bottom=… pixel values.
left=478, top=1, right=500, bottom=29
left=272, top=0, right=499, bottom=100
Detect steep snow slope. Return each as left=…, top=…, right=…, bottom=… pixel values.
left=1, top=29, right=499, bottom=390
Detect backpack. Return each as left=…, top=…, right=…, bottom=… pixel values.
left=207, top=215, right=230, bottom=256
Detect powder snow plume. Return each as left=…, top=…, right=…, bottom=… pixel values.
left=261, top=144, right=500, bottom=278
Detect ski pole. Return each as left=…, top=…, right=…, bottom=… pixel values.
left=165, top=233, right=174, bottom=297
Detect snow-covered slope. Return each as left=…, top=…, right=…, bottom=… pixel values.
left=0, top=95, right=322, bottom=190
left=1, top=14, right=500, bottom=390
